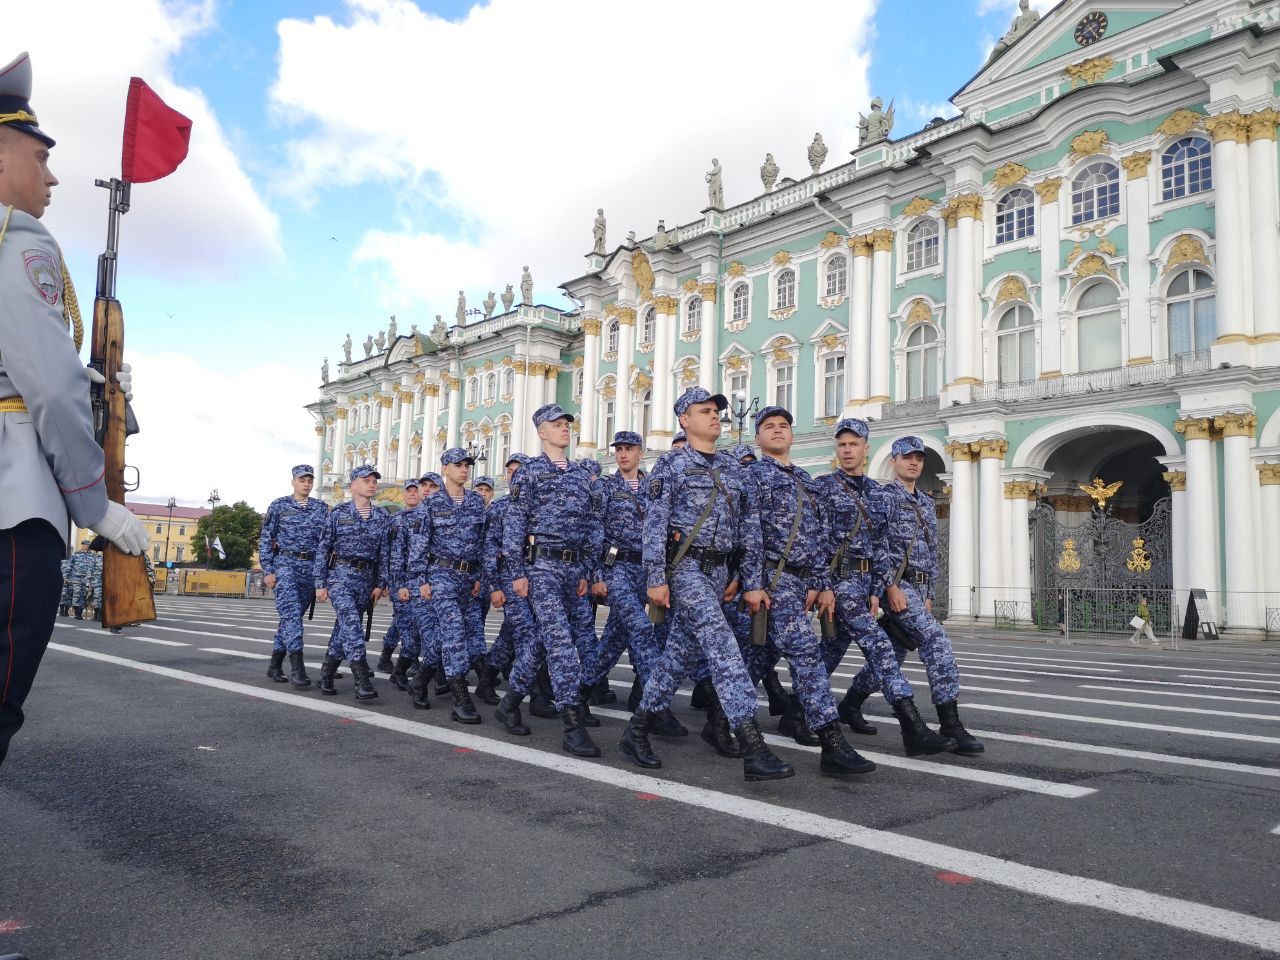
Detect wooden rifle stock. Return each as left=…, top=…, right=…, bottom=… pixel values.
left=90, top=294, right=156, bottom=629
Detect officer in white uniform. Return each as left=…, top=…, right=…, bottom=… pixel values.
left=0, top=52, right=147, bottom=766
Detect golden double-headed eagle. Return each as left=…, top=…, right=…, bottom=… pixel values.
left=1078, top=477, right=1123, bottom=508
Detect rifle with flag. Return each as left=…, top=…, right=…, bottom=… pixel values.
left=90, top=79, right=192, bottom=629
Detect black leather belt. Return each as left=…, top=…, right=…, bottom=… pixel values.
left=532, top=546, right=580, bottom=563
left=278, top=548, right=315, bottom=561
left=680, top=545, right=730, bottom=569
left=901, top=567, right=930, bottom=586
left=767, top=558, right=812, bottom=580
left=335, top=556, right=374, bottom=572
left=837, top=557, right=871, bottom=576
left=605, top=546, right=643, bottom=565
left=431, top=556, right=476, bottom=574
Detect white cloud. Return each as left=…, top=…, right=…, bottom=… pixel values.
left=126, top=348, right=316, bottom=514
left=898, top=98, right=961, bottom=130
left=24, top=0, right=280, bottom=278
left=269, top=0, right=877, bottom=312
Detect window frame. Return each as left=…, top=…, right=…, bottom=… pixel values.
left=903, top=324, right=941, bottom=400
left=905, top=219, right=940, bottom=272
left=824, top=254, right=847, bottom=299
left=731, top=283, right=750, bottom=324
left=774, top=268, right=796, bottom=311
left=1160, top=136, right=1213, bottom=202
left=994, top=304, right=1037, bottom=386
left=1070, top=161, right=1121, bottom=225
left=995, top=188, right=1035, bottom=245
left=1164, top=266, right=1216, bottom=358
left=684, top=296, right=703, bottom=335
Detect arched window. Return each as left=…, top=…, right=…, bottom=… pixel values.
left=775, top=269, right=796, bottom=310
left=996, top=305, right=1036, bottom=385
left=361, top=405, right=371, bottom=431
left=905, top=325, right=940, bottom=399
left=503, top=367, right=515, bottom=396
left=373, top=401, right=381, bottom=426
left=605, top=319, right=619, bottom=354
left=731, top=283, right=750, bottom=323
left=640, top=306, right=656, bottom=344
left=906, top=220, right=939, bottom=271
left=684, top=296, right=702, bottom=334
left=1076, top=282, right=1122, bottom=371
left=1166, top=268, right=1216, bottom=357
left=573, top=368, right=584, bottom=398
left=439, top=385, right=450, bottom=411
left=824, top=255, right=847, bottom=298
left=995, top=188, right=1035, bottom=244
left=498, top=426, right=512, bottom=470
left=773, top=358, right=794, bottom=410
left=1071, top=161, right=1120, bottom=224
left=485, top=372, right=497, bottom=401
left=602, top=398, right=616, bottom=445
left=466, top=377, right=479, bottom=405
left=638, top=389, right=652, bottom=438
left=1161, top=137, right=1212, bottom=201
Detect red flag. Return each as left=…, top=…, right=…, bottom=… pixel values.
left=121, top=78, right=192, bottom=184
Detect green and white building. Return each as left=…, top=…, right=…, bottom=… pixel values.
left=309, top=0, right=1280, bottom=632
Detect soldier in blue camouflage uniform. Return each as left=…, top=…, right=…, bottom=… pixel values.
left=746, top=407, right=874, bottom=776
left=400, top=449, right=487, bottom=723
left=313, top=464, right=390, bottom=701
left=66, top=540, right=93, bottom=618
left=619, top=387, right=793, bottom=781
left=494, top=404, right=605, bottom=756
left=853, top=436, right=983, bottom=755
left=259, top=464, right=329, bottom=688
left=376, top=476, right=436, bottom=672
left=58, top=557, right=72, bottom=616
left=378, top=478, right=425, bottom=690
left=814, top=421, right=954, bottom=756
left=84, top=549, right=103, bottom=619
left=463, top=474, right=498, bottom=702
left=480, top=456, right=531, bottom=688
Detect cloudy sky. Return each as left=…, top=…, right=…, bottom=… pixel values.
left=25, top=0, right=1052, bottom=512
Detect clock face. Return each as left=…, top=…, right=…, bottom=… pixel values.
left=1075, top=11, right=1109, bottom=45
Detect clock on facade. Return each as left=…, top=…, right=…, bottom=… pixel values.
left=1075, top=11, right=1109, bottom=45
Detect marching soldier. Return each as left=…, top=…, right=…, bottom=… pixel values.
left=813, top=420, right=953, bottom=756
left=0, top=51, right=148, bottom=765
left=313, top=464, right=390, bottom=700
left=259, top=464, right=329, bottom=688
left=58, top=556, right=72, bottom=616
left=66, top=540, right=93, bottom=618
left=465, top=474, right=499, bottom=700
left=477, top=454, right=531, bottom=709
left=619, top=387, right=792, bottom=781
left=375, top=476, right=424, bottom=681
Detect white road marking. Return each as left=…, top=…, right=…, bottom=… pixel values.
left=123, top=636, right=190, bottom=647
left=201, top=647, right=270, bottom=660
left=1180, top=675, right=1280, bottom=687
left=958, top=657, right=1123, bottom=675
left=1271, top=824, right=1280, bottom=836
left=963, top=704, right=1280, bottom=746
left=949, top=650, right=1280, bottom=677
left=1078, top=685, right=1280, bottom=706
left=45, top=641, right=1280, bottom=953
left=1070, top=677, right=1280, bottom=695
left=961, top=685, right=1280, bottom=723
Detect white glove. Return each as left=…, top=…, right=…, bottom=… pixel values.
left=92, top=501, right=148, bottom=555
left=85, top=362, right=134, bottom=403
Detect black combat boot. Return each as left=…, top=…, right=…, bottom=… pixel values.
left=529, top=664, right=556, bottom=717
left=287, top=650, right=311, bottom=688
left=837, top=687, right=879, bottom=735
left=59, top=605, right=69, bottom=617
left=627, top=675, right=644, bottom=712
left=689, top=678, right=713, bottom=711
left=435, top=675, right=453, bottom=696
left=815, top=722, right=877, bottom=776
left=619, top=712, right=661, bottom=769
left=891, top=698, right=955, bottom=756
left=350, top=657, right=378, bottom=701
left=561, top=704, right=602, bottom=758
left=450, top=678, right=481, bottom=724
left=266, top=649, right=288, bottom=684
left=73, top=607, right=83, bottom=620
left=374, top=648, right=395, bottom=674
left=701, top=698, right=743, bottom=759
left=495, top=690, right=530, bottom=736
left=735, top=718, right=795, bottom=782
left=318, top=656, right=340, bottom=696
left=936, top=700, right=984, bottom=755
left=762, top=670, right=790, bottom=716
left=473, top=663, right=501, bottom=705
left=390, top=655, right=415, bottom=692
left=576, top=684, right=602, bottom=727
left=589, top=676, right=617, bottom=705
left=410, top=663, right=434, bottom=710
left=777, top=698, right=820, bottom=746
left=651, top=707, right=688, bottom=739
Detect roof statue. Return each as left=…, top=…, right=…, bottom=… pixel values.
left=858, top=97, right=895, bottom=146
left=501, top=284, right=514, bottom=313
left=342, top=333, right=352, bottom=364
left=760, top=153, right=779, bottom=192
left=483, top=290, right=496, bottom=319
left=989, top=0, right=1041, bottom=64
left=808, top=133, right=828, bottom=174
left=705, top=158, right=723, bottom=209
left=592, top=208, right=606, bottom=254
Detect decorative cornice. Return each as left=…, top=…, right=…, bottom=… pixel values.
left=1175, top=417, right=1212, bottom=441
left=1213, top=412, right=1256, bottom=439
left=1121, top=151, right=1151, bottom=180
left=1064, top=54, right=1114, bottom=90
left=992, top=161, right=1030, bottom=188
left=1161, top=470, right=1187, bottom=492
left=1034, top=178, right=1063, bottom=205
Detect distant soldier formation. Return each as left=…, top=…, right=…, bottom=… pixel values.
left=259, top=386, right=985, bottom=783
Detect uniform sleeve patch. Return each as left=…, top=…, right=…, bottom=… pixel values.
left=23, top=249, right=61, bottom=307
left=649, top=478, right=663, bottom=499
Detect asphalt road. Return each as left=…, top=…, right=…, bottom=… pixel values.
left=2, top=596, right=1279, bottom=959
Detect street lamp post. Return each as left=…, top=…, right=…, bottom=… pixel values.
left=206, top=488, right=221, bottom=570
left=726, top=390, right=759, bottom=445
left=163, top=496, right=176, bottom=565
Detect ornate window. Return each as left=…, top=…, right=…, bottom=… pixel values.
left=361, top=404, right=372, bottom=431
left=573, top=368, right=584, bottom=399
left=466, top=377, right=479, bottom=405
left=904, top=325, right=940, bottom=399
left=824, top=255, right=847, bottom=298
left=995, top=305, right=1036, bottom=385
left=605, top=319, right=619, bottom=354
left=728, top=369, right=749, bottom=397
left=906, top=220, right=939, bottom=271
left=684, top=296, right=702, bottom=334
left=774, top=362, right=794, bottom=410
left=640, top=306, right=656, bottom=345
left=1075, top=281, right=1122, bottom=371
left=731, top=283, right=750, bottom=323
left=503, top=367, right=515, bottom=396
left=439, top=385, right=450, bottom=411
left=498, top=425, right=512, bottom=470
left=1161, top=137, right=1212, bottom=201
left=821, top=355, right=844, bottom=417
left=484, top=372, right=497, bottom=401
left=1166, top=268, right=1216, bottom=357
left=775, top=268, right=796, bottom=310
left=176, top=544, right=185, bottom=561
left=373, top=402, right=381, bottom=427
left=602, top=398, right=616, bottom=445
left=995, top=188, right=1035, bottom=244
left=1070, top=161, right=1120, bottom=224
left=637, top=389, right=652, bottom=438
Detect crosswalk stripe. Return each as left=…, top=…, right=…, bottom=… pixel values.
left=1077, top=685, right=1280, bottom=706
left=962, top=703, right=1280, bottom=746
left=961, top=685, right=1280, bottom=723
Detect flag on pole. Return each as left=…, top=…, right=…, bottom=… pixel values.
left=204, top=535, right=211, bottom=561
left=212, top=536, right=226, bottom=560
left=121, top=78, right=192, bottom=184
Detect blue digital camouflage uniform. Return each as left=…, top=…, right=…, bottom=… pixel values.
left=383, top=494, right=423, bottom=659
left=67, top=547, right=93, bottom=610
left=503, top=445, right=604, bottom=709
left=259, top=469, right=329, bottom=654
left=847, top=445, right=959, bottom=705
left=813, top=467, right=914, bottom=705
left=314, top=497, right=390, bottom=663
left=481, top=492, right=530, bottom=671
left=86, top=551, right=103, bottom=611
left=747, top=448, right=840, bottom=730
left=637, top=441, right=763, bottom=729
left=59, top=558, right=72, bottom=609
left=581, top=465, right=662, bottom=690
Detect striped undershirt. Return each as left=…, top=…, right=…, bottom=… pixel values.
left=355, top=503, right=371, bottom=519
left=552, top=459, right=568, bottom=471
left=626, top=478, right=640, bottom=493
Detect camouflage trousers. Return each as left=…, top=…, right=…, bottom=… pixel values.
left=271, top=559, right=313, bottom=653
left=822, top=572, right=914, bottom=705
left=847, top=581, right=959, bottom=705
left=761, top=573, right=838, bottom=729
left=324, top=570, right=377, bottom=663
left=408, top=585, right=442, bottom=671
left=507, top=559, right=593, bottom=709
left=427, top=568, right=484, bottom=681
left=580, top=561, right=661, bottom=689
left=382, top=594, right=421, bottom=658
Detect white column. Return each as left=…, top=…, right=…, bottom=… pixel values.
left=421, top=384, right=440, bottom=474
left=1123, top=153, right=1153, bottom=362
left=1248, top=110, right=1280, bottom=361
left=615, top=310, right=635, bottom=433
left=445, top=373, right=460, bottom=451
left=544, top=364, right=559, bottom=408
left=395, top=387, right=413, bottom=481
left=1162, top=468, right=1189, bottom=615
left=580, top=320, right=601, bottom=452
left=698, top=282, right=718, bottom=388
left=976, top=438, right=1008, bottom=619
left=1035, top=180, right=1064, bottom=376
left=868, top=230, right=892, bottom=404
left=1205, top=113, right=1251, bottom=365
left=846, top=236, right=871, bottom=406
left=314, top=422, right=326, bottom=477
left=1178, top=418, right=1220, bottom=620
left=1005, top=483, right=1033, bottom=607
left=945, top=443, right=976, bottom=618
left=949, top=194, right=982, bottom=390
left=1217, top=414, right=1261, bottom=628
left=511, top=361, right=528, bottom=455
left=331, top=397, right=347, bottom=477
left=1259, top=463, right=1280, bottom=607
left=376, top=390, right=394, bottom=476
left=650, top=295, right=676, bottom=448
